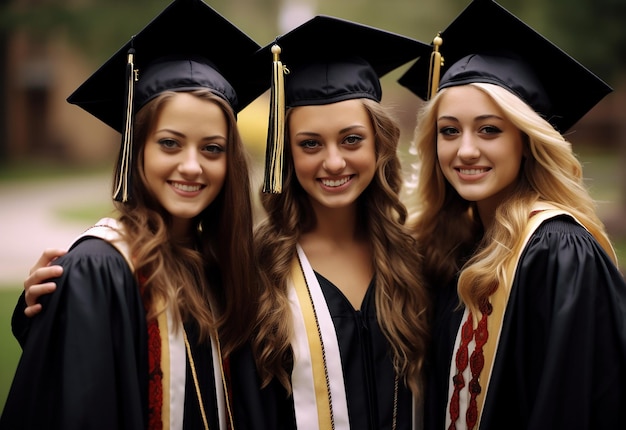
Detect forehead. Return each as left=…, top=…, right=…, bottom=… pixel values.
left=437, top=85, right=504, bottom=117
left=288, top=99, right=371, bottom=131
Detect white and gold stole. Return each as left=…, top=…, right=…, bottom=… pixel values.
left=288, top=244, right=350, bottom=430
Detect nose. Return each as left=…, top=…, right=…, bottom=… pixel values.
left=322, top=146, right=347, bottom=173
left=457, top=134, right=480, bottom=161
left=178, top=149, right=202, bottom=176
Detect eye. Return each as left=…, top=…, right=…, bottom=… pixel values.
left=298, top=139, right=321, bottom=150
left=202, top=143, right=225, bottom=154
left=479, top=125, right=502, bottom=135
left=438, top=126, right=459, bottom=136
left=157, top=138, right=180, bottom=150
left=343, top=135, right=364, bottom=146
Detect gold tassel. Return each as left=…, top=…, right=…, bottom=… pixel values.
left=427, top=33, right=444, bottom=100
left=262, top=44, right=288, bottom=193
left=113, top=45, right=137, bottom=202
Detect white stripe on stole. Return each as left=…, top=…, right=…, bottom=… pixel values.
left=210, top=334, right=227, bottom=430
left=167, top=308, right=186, bottom=430
left=288, top=244, right=350, bottom=430
left=166, top=308, right=227, bottom=430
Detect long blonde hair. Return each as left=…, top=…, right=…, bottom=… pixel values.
left=409, top=83, right=616, bottom=315
left=253, top=99, right=430, bottom=395
left=113, top=89, right=256, bottom=356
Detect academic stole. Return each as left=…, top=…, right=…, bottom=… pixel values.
left=288, top=244, right=350, bottom=430
left=153, top=304, right=228, bottom=430
left=77, top=218, right=228, bottom=430
left=445, top=202, right=595, bottom=430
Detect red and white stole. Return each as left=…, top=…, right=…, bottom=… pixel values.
left=288, top=244, right=350, bottom=430
left=445, top=202, right=609, bottom=430
left=76, top=218, right=228, bottom=430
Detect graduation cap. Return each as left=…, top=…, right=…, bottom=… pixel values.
left=397, top=0, right=612, bottom=133
left=67, top=0, right=267, bottom=202
left=257, top=15, right=431, bottom=193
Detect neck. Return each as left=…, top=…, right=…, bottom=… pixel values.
left=308, top=201, right=360, bottom=242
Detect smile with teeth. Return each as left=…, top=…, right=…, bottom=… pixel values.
left=320, top=176, right=351, bottom=187
left=170, top=181, right=203, bottom=192
left=458, top=168, right=490, bottom=175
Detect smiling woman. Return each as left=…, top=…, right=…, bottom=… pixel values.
left=247, top=15, right=432, bottom=430
left=435, top=85, right=526, bottom=227
left=141, top=91, right=228, bottom=237
left=288, top=99, right=377, bottom=214
left=0, top=0, right=270, bottom=429
left=399, top=1, right=626, bottom=428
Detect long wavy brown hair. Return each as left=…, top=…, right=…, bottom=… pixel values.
left=252, top=98, right=430, bottom=396
left=408, top=83, right=617, bottom=316
left=112, top=89, right=256, bottom=356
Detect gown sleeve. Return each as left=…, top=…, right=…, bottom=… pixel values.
left=0, top=237, right=148, bottom=430
left=11, top=292, right=30, bottom=348
left=481, top=216, right=626, bottom=429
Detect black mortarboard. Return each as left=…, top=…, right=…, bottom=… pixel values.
left=257, top=15, right=431, bottom=193
left=67, top=0, right=267, bottom=201
left=397, top=0, right=612, bottom=133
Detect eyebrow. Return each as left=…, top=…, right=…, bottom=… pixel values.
left=437, top=114, right=504, bottom=122
left=294, top=124, right=368, bottom=137
left=155, top=128, right=227, bottom=141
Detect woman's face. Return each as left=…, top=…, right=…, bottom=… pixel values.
left=436, top=85, right=525, bottom=218
left=143, top=92, right=228, bottom=235
left=288, top=98, right=376, bottom=212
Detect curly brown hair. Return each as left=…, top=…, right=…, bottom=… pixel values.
left=252, top=99, right=430, bottom=396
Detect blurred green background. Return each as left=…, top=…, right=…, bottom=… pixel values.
left=1, top=0, right=625, bottom=412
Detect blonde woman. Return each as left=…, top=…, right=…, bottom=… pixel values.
left=399, top=1, right=626, bottom=429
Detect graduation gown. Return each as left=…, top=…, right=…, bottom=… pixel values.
left=314, top=273, right=414, bottom=429
left=424, top=215, right=626, bottom=430
left=1, top=237, right=148, bottom=429
left=273, top=246, right=416, bottom=430
left=1, top=235, right=257, bottom=430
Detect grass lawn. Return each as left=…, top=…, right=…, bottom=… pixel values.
left=0, top=288, right=23, bottom=413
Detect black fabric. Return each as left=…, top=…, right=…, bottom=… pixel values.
left=67, top=0, right=267, bottom=132
left=1, top=237, right=148, bottom=429
left=1, top=237, right=264, bottom=430
left=424, top=216, right=626, bottom=430
left=182, top=321, right=221, bottom=429
left=229, top=343, right=294, bottom=430
left=398, top=0, right=612, bottom=132
left=317, top=274, right=414, bottom=430
left=268, top=273, right=415, bottom=430
left=253, top=15, right=431, bottom=107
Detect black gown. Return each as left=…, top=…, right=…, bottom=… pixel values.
left=317, top=274, right=414, bottom=429
left=265, top=272, right=415, bottom=430
left=424, top=216, right=626, bottom=430
left=0, top=236, right=263, bottom=430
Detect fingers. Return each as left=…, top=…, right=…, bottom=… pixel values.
left=23, top=277, right=58, bottom=317
left=24, top=303, right=43, bottom=318
left=23, top=248, right=66, bottom=317
left=28, top=248, right=67, bottom=275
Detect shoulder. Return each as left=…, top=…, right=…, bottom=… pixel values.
left=533, top=214, right=589, bottom=235
left=60, top=236, right=132, bottom=271
left=518, top=214, right=624, bottom=289
left=48, top=236, right=137, bottom=302
left=523, top=213, right=601, bottom=254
